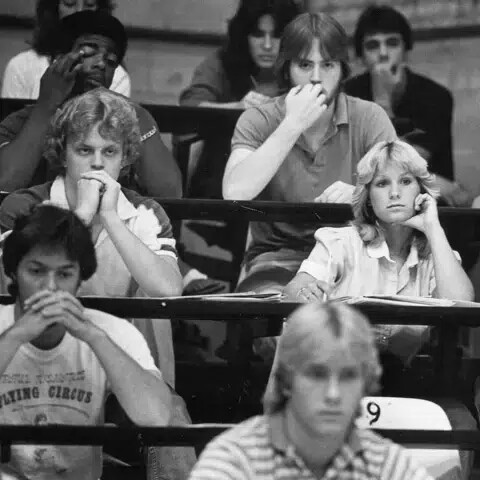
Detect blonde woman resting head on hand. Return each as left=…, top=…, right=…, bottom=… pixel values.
left=285, top=139, right=473, bottom=307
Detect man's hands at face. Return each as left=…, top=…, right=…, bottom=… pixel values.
left=75, top=177, right=103, bottom=226
left=284, top=84, right=328, bottom=132
left=38, top=51, right=85, bottom=111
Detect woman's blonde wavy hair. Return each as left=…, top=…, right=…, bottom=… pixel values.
left=263, top=303, right=382, bottom=414
left=44, top=87, right=141, bottom=177
left=351, top=140, right=438, bottom=258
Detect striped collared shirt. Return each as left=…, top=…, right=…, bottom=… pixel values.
left=189, top=413, right=433, bottom=480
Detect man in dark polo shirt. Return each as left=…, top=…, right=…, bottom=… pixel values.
left=344, top=5, right=470, bottom=207
left=0, top=10, right=224, bottom=296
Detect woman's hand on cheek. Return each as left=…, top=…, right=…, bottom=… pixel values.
left=75, top=178, right=102, bottom=225
left=81, top=171, right=120, bottom=218
left=399, top=193, right=440, bottom=234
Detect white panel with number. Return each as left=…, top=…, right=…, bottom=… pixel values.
left=356, top=397, right=462, bottom=479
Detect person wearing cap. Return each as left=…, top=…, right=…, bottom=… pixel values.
left=1, top=0, right=131, bottom=99
left=189, top=303, right=434, bottom=480
left=0, top=10, right=179, bottom=197
left=344, top=5, right=470, bottom=207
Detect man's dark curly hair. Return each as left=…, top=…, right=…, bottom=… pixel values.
left=3, top=205, right=97, bottom=297
left=220, top=0, right=300, bottom=100
left=31, top=0, right=115, bottom=57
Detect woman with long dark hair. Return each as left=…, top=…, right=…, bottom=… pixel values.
left=181, top=0, right=299, bottom=108
left=1, top=0, right=131, bottom=99
left=179, top=0, right=300, bottom=198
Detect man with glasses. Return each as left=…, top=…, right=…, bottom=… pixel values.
left=345, top=6, right=468, bottom=206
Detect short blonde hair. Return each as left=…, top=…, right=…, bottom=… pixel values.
left=263, top=303, right=381, bottom=414
left=351, top=140, right=438, bottom=255
left=44, top=87, right=141, bottom=176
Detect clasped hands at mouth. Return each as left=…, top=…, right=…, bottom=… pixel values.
left=74, top=171, right=120, bottom=226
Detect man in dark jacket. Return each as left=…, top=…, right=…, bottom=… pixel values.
left=345, top=5, right=470, bottom=206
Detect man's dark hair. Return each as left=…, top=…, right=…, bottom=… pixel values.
left=57, top=10, right=128, bottom=64
left=353, top=5, right=413, bottom=58
left=275, top=12, right=350, bottom=92
left=32, top=0, right=115, bottom=57
left=221, top=0, right=300, bottom=100
left=3, top=205, right=97, bottom=296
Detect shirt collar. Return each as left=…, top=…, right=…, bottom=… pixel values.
left=268, top=411, right=365, bottom=464
left=49, top=176, right=138, bottom=221
left=366, top=233, right=420, bottom=267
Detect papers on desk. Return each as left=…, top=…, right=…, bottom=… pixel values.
left=333, top=295, right=455, bottom=307
left=161, top=292, right=285, bottom=302
left=201, top=292, right=284, bottom=302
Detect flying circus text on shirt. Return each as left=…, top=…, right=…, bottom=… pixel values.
left=0, top=385, right=93, bottom=409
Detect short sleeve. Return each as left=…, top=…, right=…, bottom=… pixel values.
left=231, top=105, right=277, bottom=152
left=297, top=227, right=346, bottom=283
left=136, top=106, right=162, bottom=145
left=110, top=65, right=131, bottom=97
left=1, top=55, right=33, bottom=99
left=429, top=250, right=461, bottom=296
left=130, top=198, right=177, bottom=259
left=127, top=105, right=182, bottom=198
left=91, top=311, right=160, bottom=375
left=362, top=102, right=397, bottom=151
left=179, top=51, right=229, bottom=106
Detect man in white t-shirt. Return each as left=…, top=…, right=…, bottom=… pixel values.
left=0, top=204, right=171, bottom=480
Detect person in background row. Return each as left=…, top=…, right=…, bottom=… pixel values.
left=0, top=10, right=171, bottom=194
left=179, top=0, right=300, bottom=199
left=344, top=5, right=471, bottom=207
left=0, top=205, right=170, bottom=480
left=189, top=303, right=434, bottom=480
left=1, top=0, right=131, bottom=99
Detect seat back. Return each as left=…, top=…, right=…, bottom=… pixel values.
left=357, top=396, right=461, bottom=479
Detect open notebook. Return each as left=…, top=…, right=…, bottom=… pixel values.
left=332, top=295, right=478, bottom=307
left=161, top=292, right=285, bottom=302
left=332, top=295, right=452, bottom=307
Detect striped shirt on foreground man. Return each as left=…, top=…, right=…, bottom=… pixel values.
left=189, top=303, right=432, bottom=480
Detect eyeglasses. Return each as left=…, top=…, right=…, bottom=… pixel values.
left=363, top=36, right=402, bottom=51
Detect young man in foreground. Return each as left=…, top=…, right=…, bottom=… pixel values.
left=189, top=303, right=433, bottom=480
